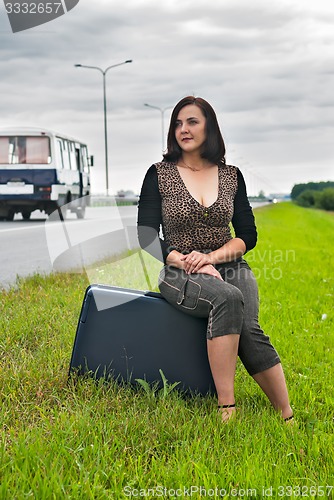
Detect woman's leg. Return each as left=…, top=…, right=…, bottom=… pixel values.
left=207, top=334, right=240, bottom=421
left=159, top=266, right=244, bottom=421
left=222, top=260, right=293, bottom=420
left=252, top=365, right=293, bottom=420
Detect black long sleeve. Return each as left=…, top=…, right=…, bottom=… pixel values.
left=137, top=165, right=170, bottom=263
left=232, top=168, right=257, bottom=251
left=137, top=165, right=257, bottom=263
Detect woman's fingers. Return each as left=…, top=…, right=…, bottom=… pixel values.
left=181, top=252, right=212, bottom=273
left=188, top=255, right=200, bottom=273
left=197, top=265, right=223, bottom=280
left=181, top=254, right=222, bottom=279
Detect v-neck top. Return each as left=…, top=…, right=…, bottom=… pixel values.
left=175, top=164, right=220, bottom=209
left=156, top=161, right=236, bottom=255
left=137, top=161, right=257, bottom=263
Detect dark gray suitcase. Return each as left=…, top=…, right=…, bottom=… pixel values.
left=69, top=284, right=216, bottom=395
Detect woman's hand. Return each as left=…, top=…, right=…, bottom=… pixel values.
left=167, top=250, right=222, bottom=280
left=196, top=264, right=223, bottom=280
left=181, top=251, right=216, bottom=275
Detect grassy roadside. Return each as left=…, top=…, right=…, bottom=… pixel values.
left=0, top=202, right=333, bottom=499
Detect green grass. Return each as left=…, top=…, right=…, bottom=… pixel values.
left=0, top=203, right=333, bottom=499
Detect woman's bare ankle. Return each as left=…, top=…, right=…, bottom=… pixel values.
left=218, top=403, right=237, bottom=422
left=280, top=405, right=293, bottom=421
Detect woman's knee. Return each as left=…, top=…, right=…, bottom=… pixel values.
left=207, top=285, right=244, bottom=337
left=215, top=284, right=244, bottom=315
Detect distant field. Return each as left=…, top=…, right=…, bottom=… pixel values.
left=0, top=202, right=333, bottom=498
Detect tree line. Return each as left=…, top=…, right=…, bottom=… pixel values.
left=291, top=181, right=334, bottom=211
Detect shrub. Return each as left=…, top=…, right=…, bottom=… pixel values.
left=317, top=187, right=334, bottom=211
left=295, top=189, right=317, bottom=207
left=291, top=181, right=334, bottom=200
left=295, top=188, right=334, bottom=211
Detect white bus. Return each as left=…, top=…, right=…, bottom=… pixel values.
left=0, top=127, right=93, bottom=220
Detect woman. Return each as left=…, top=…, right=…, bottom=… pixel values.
left=137, top=96, right=293, bottom=423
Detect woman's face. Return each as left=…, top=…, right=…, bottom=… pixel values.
left=175, top=104, right=207, bottom=155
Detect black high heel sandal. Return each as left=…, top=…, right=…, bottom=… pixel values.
left=218, top=404, right=236, bottom=410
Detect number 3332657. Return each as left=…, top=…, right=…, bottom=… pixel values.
left=5, top=3, right=62, bottom=14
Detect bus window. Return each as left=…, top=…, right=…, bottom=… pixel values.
left=8, top=138, right=15, bottom=163
left=0, top=137, right=8, bottom=163
left=75, top=148, right=81, bottom=171
left=0, top=136, right=51, bottom=164
left=81, top=145, right=89, bottom=172
left=56, top=138, right=64, bottom=169
left=62, top=140, right=71, bottom=170
left=17, top=137, right=27, bottom=163
left=69, top=142, right=77, bottom=170
left=26, top=137, right=51, bottom=164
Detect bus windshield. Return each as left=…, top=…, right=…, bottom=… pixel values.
left=0, top=136, right=51, bottom=164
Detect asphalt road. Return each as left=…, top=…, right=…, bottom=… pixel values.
left=0, top=205, right=138, bottom=289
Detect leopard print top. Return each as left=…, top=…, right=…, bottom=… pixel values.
left=155, top=162, right=238, bottom=254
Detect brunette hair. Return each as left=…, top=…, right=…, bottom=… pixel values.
left=163, top=96, right=226, bottom=164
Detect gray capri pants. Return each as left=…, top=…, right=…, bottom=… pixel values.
left=158, top=258, right=280, bottom=376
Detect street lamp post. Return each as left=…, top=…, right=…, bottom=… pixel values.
left=144, top=103, right=173, bottom=152
left=74, top=60, right=132, bottom=196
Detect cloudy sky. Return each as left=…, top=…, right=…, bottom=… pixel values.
left=0, top=0, right=333, bottom=196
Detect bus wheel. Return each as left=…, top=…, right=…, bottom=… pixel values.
left=6, top=210, right=14, bottom=221
left=76, top=207, right=86, bottom=219
left=22, top=211, right=31, bottom=220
